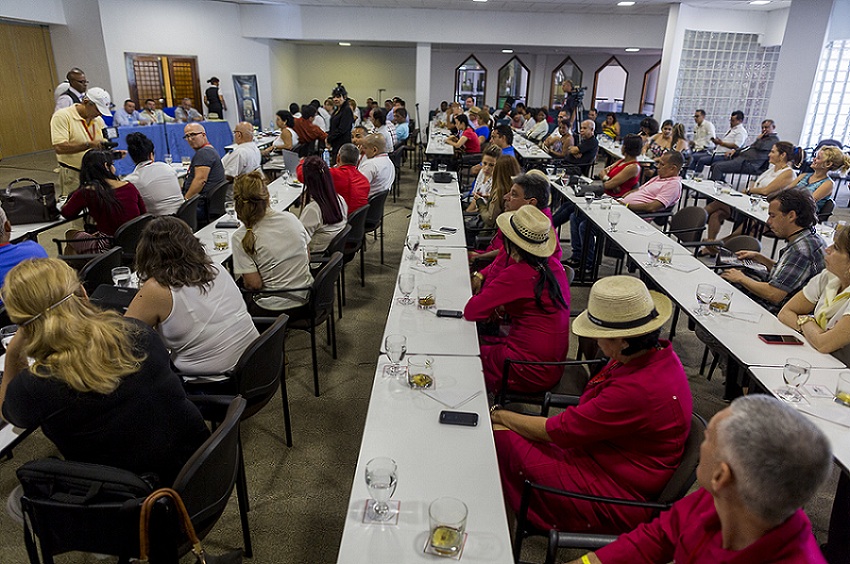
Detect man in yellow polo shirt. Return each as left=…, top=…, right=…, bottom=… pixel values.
left=50, top=87, right=112, bottom=196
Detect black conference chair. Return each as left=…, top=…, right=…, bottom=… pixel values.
left=77, top=246, right=123, bottom=294
left=175, top=194, right=200, bottom=232
left=364, top=190, right=390, bottom=265
left=318, top=224, right=351, bottom=319
left=198, top=181, right=230, bottom=228
left=53, top=214, right=154, bottom=267
left=341, top=204, right=370, bottom=303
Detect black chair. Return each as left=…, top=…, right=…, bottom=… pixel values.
left=53, top=214, right=154, bottom=266
left=495, top=357, right=606, bottom=415
left=663, top=205, right=708, bottom=251
left=364, top=190, right=390, bottom=265
left=198, top=181, right=230, bottom=228
left=17, top=397, right=247, bottom=564
left=819, top=198, right=836, bottom=223
left=175, top=194, right=200, bottom=232
left=77, top=246, right=123, bottom=294
left=342, top=204, right=370, bottom=303
left=318, top=224, right=351, bottom=319
left=514, top=412, right=707, bottom=564
left=389, top=145, right=405, bottom=201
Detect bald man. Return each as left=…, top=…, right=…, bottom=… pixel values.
left=564, top=120, right=599, bottom=169
left=182, top=123, right=225, bottom=202
left=222, top=121, right=262, bottom=180
left=357, top=133, right=395, bottom=196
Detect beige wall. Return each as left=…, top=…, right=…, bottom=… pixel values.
left=270, top=42, right=416, bottom=111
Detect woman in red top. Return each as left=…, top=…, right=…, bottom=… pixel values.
left=446, top=113, right=481, bottom=154
left=61, top=150, right=146, bottom=253
left=464, top=205, right=570, bottom=393
left=490, top=276, right=693, bottom=535
left=599, top=134, right=642, bottom=198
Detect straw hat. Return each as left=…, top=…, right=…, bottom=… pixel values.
left=469, top=106, right=482, bottom=117
left=495, top=205, right=557, bottom=257
left=572, top=276, right=672, bottom=339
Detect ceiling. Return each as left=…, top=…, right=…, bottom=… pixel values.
left=220, top=0, right=791, bottom=15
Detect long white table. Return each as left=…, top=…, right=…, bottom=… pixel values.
left=337, top=356, right=512, bottom=563
left=682, top=178, right=769, bottom=225
left=512, top=138, right=551, bottom=162
left=225, top=133, right=278, bottom=152
left=425, top=124, right=454, bottom=157
left=406, top=174, right=467, bottom=249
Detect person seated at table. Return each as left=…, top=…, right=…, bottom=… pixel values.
left=112, top=99, right=140, bottom=127
left=570, top=395, right=830, bottom=564
left=643, top=119, right=687, bottom=161
left=0, top=206, right=48, bottom=290
left=351, top=125, right=368, bottom=156
left=0, top=258, right=210, bottom=487
left=517, top=105, right=535, bottom=134
left=182, top=123, right=227, bottom=211
left=542, top=120, right=574, bottom=159
left=702, top=141, right=800, bottom=245
left=125, top=216, right=258, bottom=376
left=691, top=110, right=748, bottom=174
left=289, top=102, right=301, bottom=118
left=446, top=114, right=481, bottom=155
left=61, top=150, right=146, bottom=254
left=464, top=205, right=570, bottom=394
left=433, top=100, right=449, bottom=125
left=222, top=121, right=262, bottom=181
left=293, top=104, right=328, bottom=155
left=465, top=145, right=500, bottom=211
left=124, top=132, right=184, bottom=216
left=600, top=112, right=620, bottom=141
left=392, top=107, right=409, bottom=145
left=262, top=110, right=299, bottom=155
left=793, top=145, right=850, bottom=213
left=297, top=157, right=347, bottom=254
left=358, top=134, right=395, bottom=196
left=231, top=172, right=313, bottom=315
left=563, top=120, right=598, bottom=171
left=707, top=119, right=778, bottom=182
left=525, top=108, right=550, bottom=143
left=369, top=108, right=397, bottom=153
left=329, top=143, right=370, bottom=213
left=489, top=124, right=516, bottom=157
left=174, top=97, right=204, bottom=123
left=469, top=107, right=490, bottom=146
left=138, top=98, right=174, bottom=125
left=779, top=226, right=850, bottom=364
left=469, top=154, right=521, bottom=230
left=491, top=275, right=692, bottom=534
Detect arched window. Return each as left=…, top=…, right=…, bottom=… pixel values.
left=549, top=56, right=583, bottom=110
left=640, top=61, right=661, bottom=115
left=497, top=56, right=530, bottom=109
left=455, top=55, right=487, bottom=108
left=593, top=56, right=628, bottom=113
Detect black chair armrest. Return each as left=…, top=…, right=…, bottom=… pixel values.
left=637, top=210, right=673, bottom=220
left=240, top=286, right=312, bottom=306
left=498, top=358, right=606, bottom=409
left=186, top=394, right=237, bottom=422
left=542, top=392, right=582, bottom=414
left=524, top=480, right=671, bottom=512
left=548, top=529, right=619, bottom=554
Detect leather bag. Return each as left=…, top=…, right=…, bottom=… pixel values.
left=1, top=178, right=60, bottom=224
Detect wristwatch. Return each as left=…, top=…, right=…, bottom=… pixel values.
left=472, top=271, right=484, bottom=282
left=797, top=315, right=814, bottom=330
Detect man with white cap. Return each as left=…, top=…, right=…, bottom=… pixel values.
left=50, top=86, right=112, bottom=196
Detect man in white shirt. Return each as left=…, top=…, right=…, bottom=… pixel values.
left=54, top=68, right=87, bottom=112
left=222, top=122, right=262, bottom=180
left=357, top=134, right=395, bottom=196
left=689, top=109, right=716, bottom=157
left=138, top=99, right=174, bottom=125
left=313, top=99, right=331, bottom=132
left=691, top=110, right=747, bottom=174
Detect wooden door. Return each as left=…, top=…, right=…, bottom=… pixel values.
left=0, top=22, right=57, bottom=157
left=125, top=53, right=199, bottom=109
left=167, top=56, right=201, bottom=109
left=126, top=54, right=167, bottom=107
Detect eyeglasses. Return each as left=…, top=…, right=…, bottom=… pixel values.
left=183, top=132, right=205, bottom=139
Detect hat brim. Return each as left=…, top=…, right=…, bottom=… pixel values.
left=92, top=100, right=111, bottom=116
left=496, top=212, right=558, bottom=258
left=571, top=290, right=673, bottom=339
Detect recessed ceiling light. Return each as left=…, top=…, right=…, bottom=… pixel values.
left=473, top=0, right=488, bottom=3
left=749, top=0, right=770, bottom=4
left=618, top=1, right=636, bottom=6
left=502, top=49, right=513, bottom=53
left=625, top=48, right=640, bottom=52
left=339, top=42, right=351, bottom=46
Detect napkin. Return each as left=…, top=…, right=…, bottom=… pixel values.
left=798, top=402, right=850, bottom=428
left=663, top=263, right=700, bottom=273
left=423, top=389, right=481, bottom=409
left=626, top=227, right=656, bottom=236
left=410, top=264, right=447, bottom=275
left=719, top=311, right=763, bottom=323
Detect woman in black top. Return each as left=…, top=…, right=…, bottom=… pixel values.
left=204, top=76, right=226, bottom=119
left=327, top=82, right=354, bottom=160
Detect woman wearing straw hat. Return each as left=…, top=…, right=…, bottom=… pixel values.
left=490, top=275, right=692, bottom=534
left=464, top=205, right=570, bottom=394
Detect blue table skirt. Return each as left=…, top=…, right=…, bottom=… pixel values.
left=113, top=121, right=233, bottom=177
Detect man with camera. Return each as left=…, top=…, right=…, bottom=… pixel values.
left=50, top=87, right=113, bottom=196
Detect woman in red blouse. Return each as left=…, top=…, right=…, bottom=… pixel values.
left=446, top=113, right=481, bottom=155
left=598, top=134, right=642, bottom=198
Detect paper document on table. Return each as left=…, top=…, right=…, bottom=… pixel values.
left=719, top=311, right=763, bottom=323
left=626, top=227, right=656, bottom=236
left=663, top=263, right=700, bottom=273
left=410, top=264, right=448, bottom=275
left=798, top=402, right=850, bottom=428
left=423, top=389, right=481, bottom=409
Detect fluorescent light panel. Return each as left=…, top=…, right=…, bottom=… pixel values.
left=339, top=42, right=351, bottom=46
left=618, top=1, right=636, bottom=6
left=749, top=1, right=771, bottom=4
left=502, top=49, right=513, bottom=53
left=625, top=48, right=640, bottom=52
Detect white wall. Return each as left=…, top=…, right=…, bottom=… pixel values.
left=97, top=0, right=274, bottom=128
left=0, top=0, right=65, bottom=25
left=49, top=0, right=111, bottom=88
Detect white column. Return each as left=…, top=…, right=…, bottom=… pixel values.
left=654, top=3, right=683, bottom=120
left=415, top=42, right=431, bottom=131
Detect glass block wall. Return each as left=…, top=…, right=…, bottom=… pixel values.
left=671, top=31, right=780, bottom=138
left=801, top=39, right=850, bottom=149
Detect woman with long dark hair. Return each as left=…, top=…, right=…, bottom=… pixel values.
left=463, top=205, right=571, bottom=393
left=327, top=83, right=354, bottom=160
left=61, top=149, right=146, bottom=253
left=262, top=110, right=299, bottom=155
left=299, top=156, right=347, bottom=254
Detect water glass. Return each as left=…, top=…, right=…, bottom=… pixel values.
left=418, top=208, right=432, bottom=231
left=438, top=163, right=447, bottom=172
left=425, top=192, right=436, bottom=207
left=646, top=241, right=662, bottom=267
left=422, top=162, right=432, bottom=175
left=225, top=201, right=236, bottom=218
left=685, top=169, right=695, bottom=180
left=111, top=266, right=131, bottom=287
left=659, top=245, right=674, bottom=265
left=418, top=284, right=436, bottom=309
left=422, top=246, right=439, bottom=267
left=405, top=234, right=420, bottom=260
left=546, top=166, right=555, bottom=177
left=212, top=230, right=229, bottom=251
left=181, top=155, right=191, bottom=166
left=778, top=358, right=811, bottom=402
left=164, top=153, right=173, bottom=165
left=709, top=290, right=733, bottom=313
left=607, top=211, right=621, bottom=232
left=407, top=355, right=434, bottom=389
left=749, top=195, right=760, bottom=210
left=585, top=193, right=594, bottom=209
left=385, top=335, right=407, bottom=376
left=835, top=372, right=850, bottom=407
left=365, top=457, right=398, bottom=521
left=398, top=273, right=415, bottom=305
left=429, top=497, right=468, bottom=556
left=695, top=283, right=715, bottom=316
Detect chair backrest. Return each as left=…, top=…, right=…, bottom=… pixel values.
left=818, top=199, right=835, bottom=223
left=231, top=314, right=289, bottom=407
left=113, top=214, right=154, bottom=253
left=79, top=246, right=123, bottom=293
left=175, top=194, right=200, bottom=232
left=172, top=397, right=246, bottom=538
left=655, top=413, right=707, bottom=504
left=325, top=224, right=351, bottom=258
left=723, top=235, right=761, bottom=253
left=204, top=181, right=230, bottom=219
left=669, top=206, right=708, bottom=243
left=344, top=204, right=370, bottom=255
left=309, top=252, right=343, bottom=319
left=365, top=189, right=390, bottom=233
left=389, top=145, right=405, bottom=169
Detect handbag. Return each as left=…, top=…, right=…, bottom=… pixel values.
left=139, top=488, right=243, bottom=564
left=1, top=178, right=61, bottom=224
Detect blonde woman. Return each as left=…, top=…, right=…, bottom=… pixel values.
left=0, top=258, right=209, bottom=484
left=474, top=154, right=521, bottom=228
left=793, top=145, right=850, bottom=212
left=232, top=171, right=312, bottom=314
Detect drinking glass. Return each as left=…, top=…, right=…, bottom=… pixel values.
left=418, top=209, right=432, bottom=231
left=685, top=169, right=695, bottom=180
left=397, top=273, right=415, bottom=305
left=659, top=245, right=674, bottom=266
left=407, top=355, right=434, bottom=389
left=164, top=153, right=173, bottom=165
left=365, top=457, right=398, bottom=521
left=759, top=198, right=769, bottom=212
left=425, top=193, right=436, bottom=207
left=405, top=235, right=420, bottom=261
left=422, top=246, right=439, bottom=267
left=438, top=163, right=447, bottom=172
left=599, top=197, right=612, bottom=210
left=546, top=166, right=555, bottom=177
left=608, top=211, right=621, bottom=232
left=0, top=324, right=18, bottom=352
left=225, top=201, right=236, bottom=218
left=422, top=162, right=432, bottom=176
left=181, top=155, right=191, bottom=166
left=777, top=358, right=811, bottom=402
left=212, top=230, right=229, bottom=251
left=418, top=284, right=436, bottom=309
left=111, top=266, right=131, bottom=287
left=584, top=193, right=594, bottom=209
left=646, top=241, right=663, bottom=267
left=384, top=334, right=407, bottom=377
left=429, top=497, right=468, bottom=556
left=749, top=195, right=760, bottom=210
left=695, top=283, right=715, bottom=316
left=835, top=372, right=850, bottom=406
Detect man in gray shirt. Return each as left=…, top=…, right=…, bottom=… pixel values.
left=182, top=123, right=225, bottom=209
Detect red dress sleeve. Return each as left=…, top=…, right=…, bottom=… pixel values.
left=60, top=189, right=88, bottom=219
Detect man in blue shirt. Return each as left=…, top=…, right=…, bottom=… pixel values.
left=0, top=207, right=48, bottom=289
left=393, top=107, right=410, bottom=144
left=490, top=125, right=515, bottom=157
left=113, top=99, right=141, bottom=127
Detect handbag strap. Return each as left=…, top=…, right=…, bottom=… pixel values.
left=6, top=178, right=41, bottom=196
left=139, top=487, right=203, bottom=562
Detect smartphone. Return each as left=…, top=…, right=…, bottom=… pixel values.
left=436, top=309, right=463, bottom=318
left=758, top=334, right=804, bottom=345
left=439, top=410, right=479, bottom=427
left=439, top=226, right=458, bottom=234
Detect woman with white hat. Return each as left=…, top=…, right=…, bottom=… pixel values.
left=463, top=205, right=570, bottom=394
left=490, top=275, right=693, bottom=535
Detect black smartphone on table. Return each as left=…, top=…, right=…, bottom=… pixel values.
left=758, top=334, right=804, bottom=345
left=439, top=411, right=479, bottom=427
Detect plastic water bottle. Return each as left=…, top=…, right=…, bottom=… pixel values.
left=322, top=148, right=331, bottom=167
